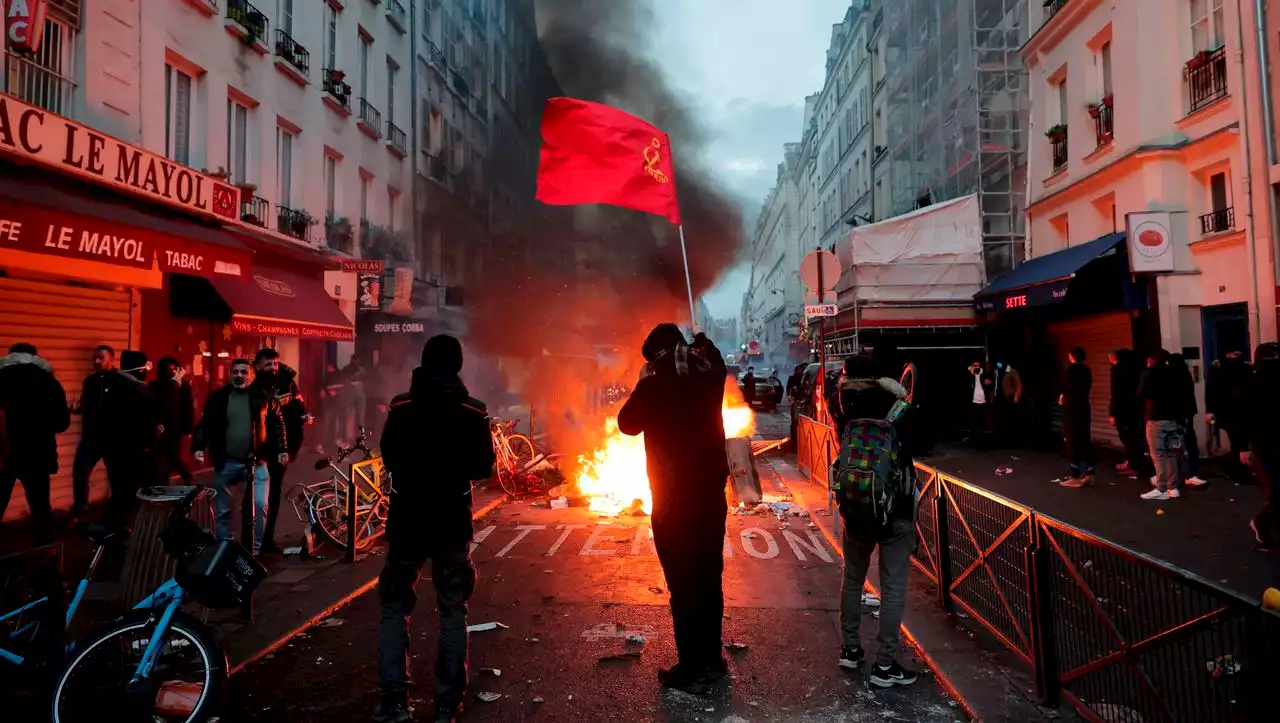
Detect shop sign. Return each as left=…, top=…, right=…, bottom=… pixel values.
left=0, top=201, right=153, bottom=268
left=0, top=93, right=240, bottom=222
left=231, top=316, right=354, bottom=341
left=6, top=0, right=48, bottom=54
left=341, top=259, right=384, bottom=274
left=357, top=273, right=382, bottom=311
left=373, top=321, right=427, bottom=334
left=1125, top=211, right=1177, bottom=274
left=974, top=281, right=1070, bottom=312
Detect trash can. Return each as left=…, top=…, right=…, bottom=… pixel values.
left=119, top=486, right=216, bottom=617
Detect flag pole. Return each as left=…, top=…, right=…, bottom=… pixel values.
left=677, top=224, right=698, bottom=332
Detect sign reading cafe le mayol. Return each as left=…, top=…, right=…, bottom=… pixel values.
left=0, top=93, right=241, bottom=222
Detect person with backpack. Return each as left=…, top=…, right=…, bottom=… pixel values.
left=830, top=354, right=918, bottom=688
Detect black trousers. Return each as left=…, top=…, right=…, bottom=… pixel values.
left=261, top=459, right=287, bottom=547
left=1116, top=417, right=1153, bottom=476
left=652, top=495, right=727, bottom=671
left=1219, top=420, right=1252, bottom=481
left=1064, top=420, right=1095, bottom=477
left=1253, top=452, right=1280, bottom=544
left=377, top=525, right=476, bottom=713
left=153, top=433, right=193, bottom=486
left=0, top=466, right=53, bottom=546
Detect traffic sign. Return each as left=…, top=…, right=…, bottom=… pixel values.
left=804, top=304, right=837, bottom=319
left=800, top=250, right=841, bottom=292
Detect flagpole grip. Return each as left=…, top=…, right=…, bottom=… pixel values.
left=677, top=225, right=698, bottom=332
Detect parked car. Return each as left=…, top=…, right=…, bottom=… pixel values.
left=741, top=367, right=784, bottom=412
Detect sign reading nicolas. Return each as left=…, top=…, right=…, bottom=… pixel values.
left=0, top=94, right=240, bottom=222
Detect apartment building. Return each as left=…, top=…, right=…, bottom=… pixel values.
left=745, top=147, right=803, bottom=363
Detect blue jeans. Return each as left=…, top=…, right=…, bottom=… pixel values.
left=212, top=459, right=270, bottom=554
left=1147, top=420, right=1184, bottom=493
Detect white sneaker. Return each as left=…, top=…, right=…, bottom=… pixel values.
left=1167, top=488, right=1181, bottom=498
left=1141, top=489, right=1169, bottom=500
left=1186, top=476, right=1208, bottom=488
left=1150, top=476, right=1159, bottom=487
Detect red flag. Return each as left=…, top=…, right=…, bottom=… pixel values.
left=536, top=97, right=681, bottom=225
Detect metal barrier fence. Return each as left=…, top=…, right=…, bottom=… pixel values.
left=795, top=415, right=1280, bottom=721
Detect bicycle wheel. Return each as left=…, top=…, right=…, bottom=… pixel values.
left=310, top=488, right=386, bottom=550
left=52, top=610, right=226, bottom=723
left=507, top=434, right=537, bottom=470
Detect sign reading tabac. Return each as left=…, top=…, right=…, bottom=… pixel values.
left=0, top=93, right=241, bottom=222
left=6, top=0, right=48, bottom=54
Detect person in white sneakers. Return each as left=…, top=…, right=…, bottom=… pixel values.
left=1137, top=350, right=1186, bottom=500
left=1170, top=353, right=1207, bottom=489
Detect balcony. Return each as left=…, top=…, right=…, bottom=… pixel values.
left=1047, top=125, right=1068, bottom=172
left=1089, top=95, right=1113, bottom=147
left=4, top=52, right=76, bottom=116
left=277, top=204, right=311, bottom=240
left=451, top=70, right=470, bottom=98
left=386, top=121, right=407, bottom=157
left=425, top=153, right=448, bottom=182
left=226, top=0, right=268, bottom=51
left=1043, top=0, right=1068, bottom=21
left=1186, top=46, right=1228, bottom=113
left=322, top=68, right=351, bottom=114
left=386, top=0, right=407, bottom=33
left=274, top=29, right=309, bottom=80
left=358, top=97, right=383, bottom=139
left=240, top=193, right=269, bottom=227
left=428, top=42, right=447, bottom=73
left=1199, top=207, right=1235, bottom=235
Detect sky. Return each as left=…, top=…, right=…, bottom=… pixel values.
left=646, top=0, right=851, bottom=321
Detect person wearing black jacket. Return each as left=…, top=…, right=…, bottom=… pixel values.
left=0, top=343, right=71, bottom=546
left=1059, top=347, right=1096, bottom=488
left=618, top=325, right=729, bottom=695
left=1207, top=349, right=1253, bottom=481
left=1137, top=349, right=1187, bottom=500
left=830, top=354, right=919, bottom=688
left=252, top=348, right=308, bottom=554
left=1169, top=354, right=1207, bottom=488
left=375, top=335, right=495, bottom=723
left=150, top=356, right=195, bottom=486
left=1108, top=349, right=1149, bottom=478
left=191, top=359, right=288, bottom=555
left=1247, top=343, right=1280, bottom=549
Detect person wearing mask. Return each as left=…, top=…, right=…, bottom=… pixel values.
left=966, top=360, right=992, bottom=443
left=1059, top=347, right=1096, bottom=488
left=374, top=335, right=496, bottom=723
left=1108, top=349, right=1150, bottom=479
left=252, top=348, right=308, bottom=555
left=830, top=354, right=918, bottom=687
left=0, top=343, right=71, bottom=546
left=618, top=325, right=730, bottom=695
left=1247, top=343, right=1280, bottom=550
left=1136, top=349, right=1185, bottom=500
left=1207, top=349, right=1253, bottom=482
left=1169, top=354, right=1207, bottom=488
left=741, top=366, right=757, bottom=408
left=149, top=356, right=195, bottom=486
left=191, top=359, right=288, bottom=556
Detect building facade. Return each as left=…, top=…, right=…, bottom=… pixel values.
left=1240, top=0, right=1280, bottom=341
left=745, top=149, right=802, bottom=365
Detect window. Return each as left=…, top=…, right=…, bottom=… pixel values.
left=164, top=64, right=193, bottom=165
left=1191, top=0, right=1225, bottom=52
left=276, top=127, right=294, bottom=205
left=387, top=58, right=398, bottom=122
left=1210, top=172, right=1229, bottom=211
left=325, top=155, right=337, bottom=216
left=359, top=35, right=371, bottom=98
left=360, top=174, right=370, bottom=221
left=10, top=17, right=75, bottom=115
left=388, top=189, right=398, bottom=232
left=226, top=99, right=249, bottom=184
left=278, top=0, right=293, bottom=35
left=1099, top=42, right=1112, bottom=96
left=1057, top=77, right=1068, bottom=125
left=325, top=2, right=338, bottom=69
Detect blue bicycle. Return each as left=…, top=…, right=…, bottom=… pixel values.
left=21, top=486, right=267, bottom=723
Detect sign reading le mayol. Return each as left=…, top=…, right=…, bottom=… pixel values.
left=0, top=93, right=240, bottom=222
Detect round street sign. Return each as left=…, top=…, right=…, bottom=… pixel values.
left=800, top=250, right=841, bottom=292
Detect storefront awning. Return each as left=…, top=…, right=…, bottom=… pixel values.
left=208, top=267, right=354, bottom=341
left=974, top=232, right=1124, bottom=312
left=0, top=169, right=252, bottom=281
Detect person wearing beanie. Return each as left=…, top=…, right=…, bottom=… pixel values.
left=1247, top=342, right=1280, bottom=550
left=618, top=324, right=730, bottom=695
left=0, top=342, right=71, bottom=546
left=375, top=334, right=495, bottom=723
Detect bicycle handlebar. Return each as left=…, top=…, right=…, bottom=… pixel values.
left=314, top=425, right=375, bottom=470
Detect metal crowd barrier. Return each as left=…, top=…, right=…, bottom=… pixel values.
left=795, top=415, right=1280, bottom=721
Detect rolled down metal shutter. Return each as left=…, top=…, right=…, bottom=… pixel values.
left=0, top=275, right=134, bottom=521
left=1048, top=311, right=1135, bottom=449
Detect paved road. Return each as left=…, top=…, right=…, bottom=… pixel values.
left=228, top=450, right=962, bottom=721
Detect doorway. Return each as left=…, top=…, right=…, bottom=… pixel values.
left=1202, top=303, right=1252, bottom=365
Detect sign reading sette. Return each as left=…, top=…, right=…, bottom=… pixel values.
left=0, top=94, right=240, bottom=222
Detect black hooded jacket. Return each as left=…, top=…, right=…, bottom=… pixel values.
left=77, top=369, right=155, bottom=450
left=1207, top=355, right=1252, bottom=423
left=1061, top=362, right=1093, bottom=429
left=1248, top=356, right=1280, bottom=453
left=0, top=352, right=71, bottom=474
left=149, top=377, right=195, bottom=438
left=380, top=369, right=495, bottom=547
left=256, top=364, right=308, bottom=458
left=617, top=334, right=729, bottom=516
left=1108, top=350, right=1142, bottom=421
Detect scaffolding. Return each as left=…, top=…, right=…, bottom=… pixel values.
left=880, top=0, right=1029, bottom=282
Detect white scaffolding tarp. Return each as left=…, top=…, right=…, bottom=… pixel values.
left=835, top=194, right=985, bottom=303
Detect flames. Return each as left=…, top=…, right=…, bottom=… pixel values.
left=575, top=379, right=755, bottom=516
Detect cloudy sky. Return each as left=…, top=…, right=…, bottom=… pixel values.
left=646, top=0, right=851, bottom=320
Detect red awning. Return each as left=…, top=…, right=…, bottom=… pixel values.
left=209, top=266, right=354, bottom=341
left=0, top=169, right=251, bottom=280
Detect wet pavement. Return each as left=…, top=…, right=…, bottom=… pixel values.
left=228, top=439, right=963, bottom=721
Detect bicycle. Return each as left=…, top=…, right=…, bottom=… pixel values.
left=289, top=426, right=391, bottom=551
left=48, top=485, right=265, bottom=722
left=491, top=417, right=541, bottom=496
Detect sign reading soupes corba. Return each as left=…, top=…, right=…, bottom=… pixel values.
left=0, top=93, right=240, bottom=222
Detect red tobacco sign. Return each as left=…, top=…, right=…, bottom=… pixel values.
left=6, top=0, right=48, bottom=55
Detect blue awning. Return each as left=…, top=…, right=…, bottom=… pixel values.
left=975, top=232, right=1125, bottom=312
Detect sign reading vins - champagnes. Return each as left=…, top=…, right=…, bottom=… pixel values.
left=0, top=94, right=241, bottom=222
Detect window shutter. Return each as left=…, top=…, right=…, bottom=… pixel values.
left=173, top=70, right=192, bottom=165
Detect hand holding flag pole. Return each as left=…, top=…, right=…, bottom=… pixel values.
left=535, top=97, right=698, bottom=329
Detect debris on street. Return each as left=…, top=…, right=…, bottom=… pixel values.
left=482, top=668, right=502, bottom=677
left=468, top=622, right=510, bottom=633
left=597, top=651, right=642, bottom=663
left=626, top=633, right=646, bottom=645
left=724, top=642, right=749, bottom=652
left=477, top=692, right=502, bottom=703
left=316, top=618, right=346, bottom=628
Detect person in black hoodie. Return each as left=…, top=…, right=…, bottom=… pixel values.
left=1207, top=349, right=1253, bottom=481
left=1108, top=349, right=1149, bottom=479
left=1247, top=343, right=1280, bottom=549
left=1169, top=354, right=1207, bottom=488
left=1059, top=347, right=1096, bottom=488
left=149, top=356, right=195, bottom=486
left=618, top=324, right=729, bottom=695
left=375, top=335, right=495, bottom=723
left=252, top=348, right=308, bottom=554
left=1137, top=349, right=1186, bottom=500
left=0, top=343, right=71, bottom=546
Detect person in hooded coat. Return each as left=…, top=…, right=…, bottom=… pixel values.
left=1108, top=349, right=1149, bottom=479
left=1207, top=348, right=1254, bottom=481
left=149, top=356, right=195, bottom=486
left=375, top=335, right=496, bottom=723
left=618, top=324, right=729, bottom=694
left=1248, top=342, right=1280, bottom=550
left=251, top=348, right=309, bottom=553
left=0, top=343, right=71, bottom=546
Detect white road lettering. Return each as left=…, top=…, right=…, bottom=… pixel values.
left=470, top=525, right=495, bottom=554
left=631, top=526, right=657, bottom=556
left=740, top=528, right=780, bottom=559
left=495, top=525, right=546, bottom=557
left=580, top=524, right=617, bottom=556
left=546, top=524, right=586, bottom=556
left=782, top=530, right=833, bottom=563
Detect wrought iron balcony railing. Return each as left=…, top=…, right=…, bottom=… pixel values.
left=358, top=97, right=382, bottom=135
left=4, top=52, right=76, bottom=116
left=387, top=121, right=407, bottom=154
left=1199, top=207, right=1234, bottom=234
left=241, top=194, right=269, bottom=227
left=323, top=68, right=351, bottom=109
left=1050, top=130, right=1068, bottom=171
left=1091, top=97, right=1113, bottom=147
left=274, top=29, right=309, bottom=76
left=1186, top=46, right=1228, bottom=112
left=227, top=0, right=268, bottom=40
left=277, top=204, right=310, bottom=240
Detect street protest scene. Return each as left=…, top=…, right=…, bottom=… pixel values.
left=4, top=0, right=1280, bottom=722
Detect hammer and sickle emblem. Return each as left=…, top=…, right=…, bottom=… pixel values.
left=643, top=138, right=669, bottom=184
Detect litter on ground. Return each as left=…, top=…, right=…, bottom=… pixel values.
left=477, top=692, right=502, bottom=703
left=467, top=622, right=510, bottom=633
